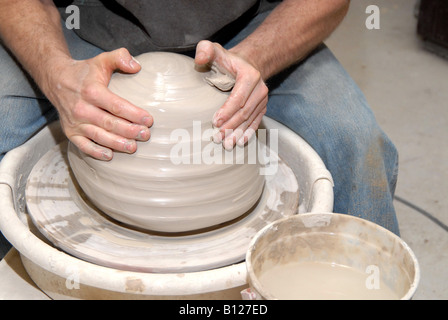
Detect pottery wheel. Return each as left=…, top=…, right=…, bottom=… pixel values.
left=25, top=141, right=299, bottom=273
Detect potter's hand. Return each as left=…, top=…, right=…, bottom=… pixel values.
left=195, top=40, right=268, bottom=150
left=46, top=48, right=153, bottom=160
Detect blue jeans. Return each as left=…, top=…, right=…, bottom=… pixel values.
left=0, top=11, right=399, bottom=258
left=264, top=49, right=399, bottom=235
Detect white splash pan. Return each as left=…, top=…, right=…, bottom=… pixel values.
left=0, top=117, right=333, bottom=299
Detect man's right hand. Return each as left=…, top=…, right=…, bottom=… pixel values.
left=45, top=48, right=153, bottom=160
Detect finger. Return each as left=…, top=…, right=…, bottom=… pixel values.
left=237, top=110, right=266, bottom=147
left=75, top=102, right=151, bottom=141
left=70, top=135, right=113, bottom=161
left=81, top=83, right=153, bottom=127
left=222, top=124, right=246, bottom=151
left=212, top=68, right=263, bottom=128
left=195, top=40, right=217, bottom=65
left=223, top=96, right=267, bottom=149
left=98, top=47, right=141, bottom=75
left=218, top=80, right=268, bottom=132
left=195, top=41, right=235, bottom=82
left=215, top=82, right=267, bottom=145
left=78, top=123, right=138, bottom=154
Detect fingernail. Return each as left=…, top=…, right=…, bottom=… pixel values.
left=213, top=131, right=223, bottom=144
left=223, top=137, right=235, bottom=151
left=130, top=56, right=141, bottom=68
left=124, top=140, right=136, bottom=152
left=214, top=119, right=223, bottom=128
left=101, top=149, right=113, bottom=160
left=142, top=116, right=153, bottom=127
left=135, top=127, right=148, bottom=140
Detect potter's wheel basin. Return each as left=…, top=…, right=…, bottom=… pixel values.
left=25, top=139, right=299, bottom=273
left=0, top=117, right=333, bottom=299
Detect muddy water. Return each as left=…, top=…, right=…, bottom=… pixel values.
left=258, top=261, right=400, bottom=300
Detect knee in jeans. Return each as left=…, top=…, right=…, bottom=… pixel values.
left=330, top=118, right=397, bottom=171
left=343, top=121, right=399, bottom=190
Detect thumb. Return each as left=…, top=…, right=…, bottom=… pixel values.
left=195, top=40, right=217, bottom=66
left=99, top=48, right=141, bottom=75
left=195, top=41, right=235, bottom=92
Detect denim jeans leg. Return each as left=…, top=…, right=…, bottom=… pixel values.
left=265, top=45, right=400, bottom=235
left=222, top=12, right=400, bottom=235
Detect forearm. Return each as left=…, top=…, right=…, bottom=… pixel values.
left=0, top=0, right=71, bottom=92
left=0, top=0, right=152, bottom=160
left=230, top=0, right=350, bottom=80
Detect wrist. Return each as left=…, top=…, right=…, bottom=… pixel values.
left=38, top=53, right=75, bottom=96
left=35, top=53, right=78, bottom=116
left=229, top=44, right=270, bottom=81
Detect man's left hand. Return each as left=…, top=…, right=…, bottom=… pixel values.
left=195, top=40, right=268, bottom=150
